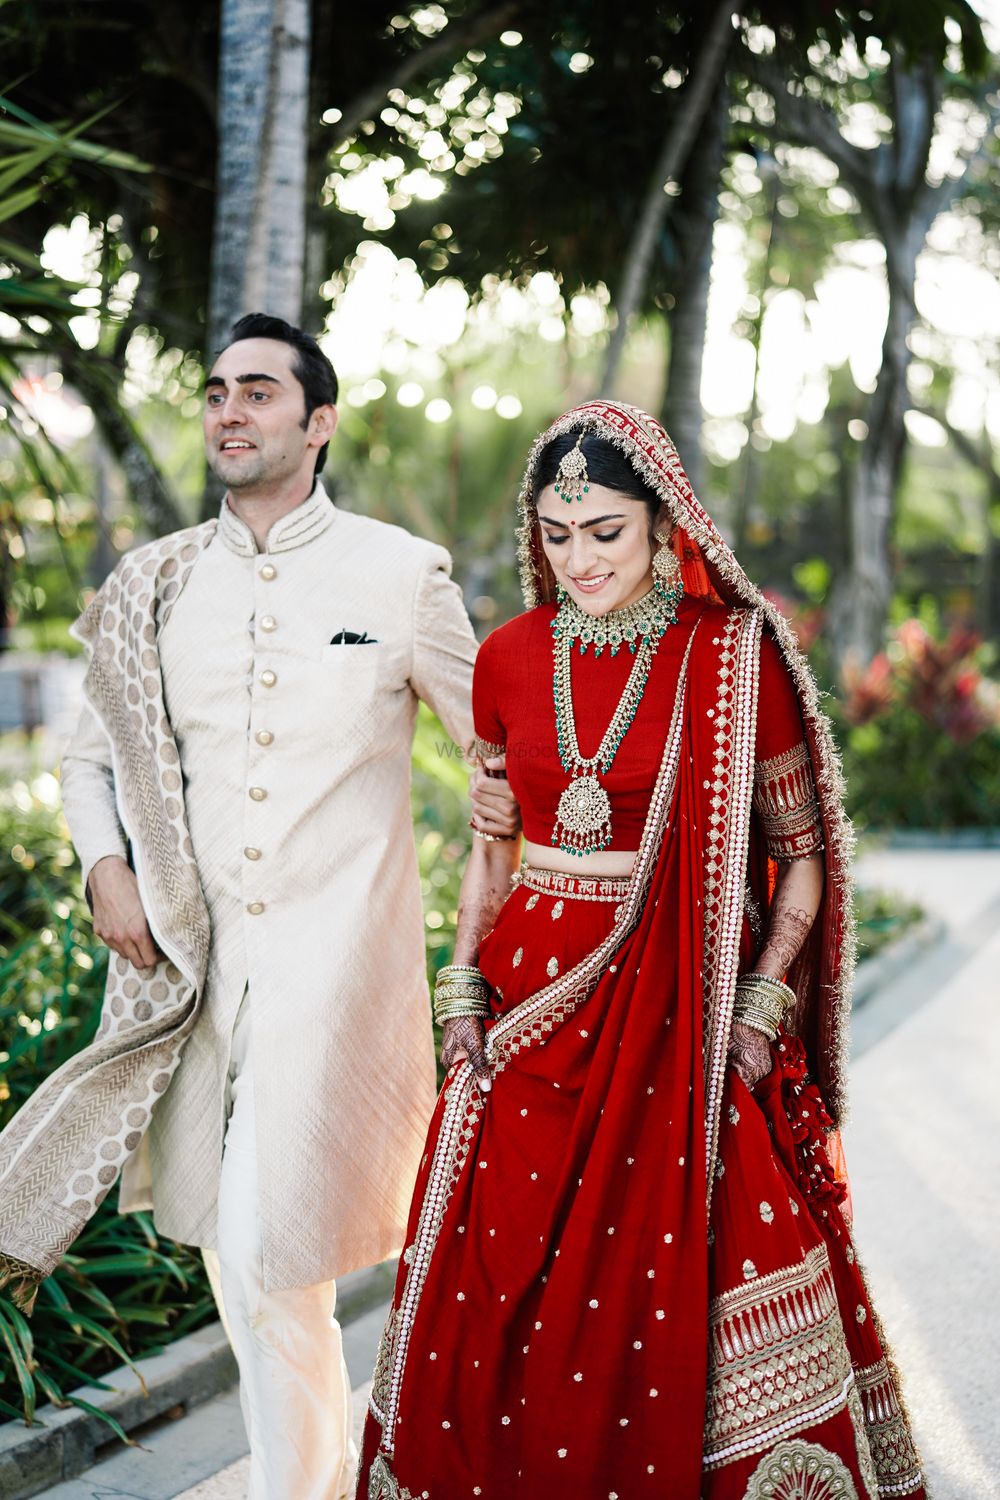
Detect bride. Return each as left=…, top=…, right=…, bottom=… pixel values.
left=357, top=400, right=925, bottom=1500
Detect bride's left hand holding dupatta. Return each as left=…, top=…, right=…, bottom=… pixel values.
left=728, top=852, right=825, bottom=1089
left=437, top=818, right=521, bottom=1096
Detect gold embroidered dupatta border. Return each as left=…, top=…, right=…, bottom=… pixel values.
left=372, top=626, right=700, bottom=1462
left=701, top=608, right=763, bottom=1202
left=0, top=524, right=214, bottom=1299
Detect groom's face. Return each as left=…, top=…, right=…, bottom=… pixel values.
left=203, top=337, right=335, bottom=491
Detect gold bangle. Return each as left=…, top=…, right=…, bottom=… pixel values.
left=469, top=818, right=517, bottom=843
left=434, top=1001, right=490, bottom=1024
left=734, top=984, right=786, bottom=1015
left=734, top=982, right=791, bottom=1025
left=738, top=972, right=796, bottom=1008
left=435, top=995, right=489, bottom=1014
left=733, top=1010, right=779, bottom=1043
left=733, top=998, right=782, bottom=1038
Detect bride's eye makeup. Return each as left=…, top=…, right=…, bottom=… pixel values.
left=543, top=528, right=624, bottom=546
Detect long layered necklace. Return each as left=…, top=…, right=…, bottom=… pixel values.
left=550, top=578, right=682, bottom=855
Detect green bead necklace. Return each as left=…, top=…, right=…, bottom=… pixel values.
left=549, top=579, right=682, bottom=856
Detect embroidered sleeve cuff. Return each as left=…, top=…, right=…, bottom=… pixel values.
left=475, top=736, right=506, bottom=763
left=753, top=741, right=825, bottom=861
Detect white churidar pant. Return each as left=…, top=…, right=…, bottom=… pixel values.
left=203, top=995, right=357, bottom=1499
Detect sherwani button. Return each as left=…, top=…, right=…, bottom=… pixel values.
left=249, top=786, right=268, bottom=801
left=260, top=670, right=277, bottom=687
left=246, top=901, right=265, bottom=915
left=260, top=615, right=277, bottom=632
left=259, top=563, right=277, bottom=580
left=256, top=729, right=274, bottom=746
left=244, top=846, right=262, bottom=861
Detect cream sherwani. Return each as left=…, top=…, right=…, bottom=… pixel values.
left=61, top=484, right=477, bottom=1291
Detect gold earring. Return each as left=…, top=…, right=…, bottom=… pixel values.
left=653, top=530, right=683, bottom=594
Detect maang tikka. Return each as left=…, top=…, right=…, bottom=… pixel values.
left=553, top=427, right=590, bottom=503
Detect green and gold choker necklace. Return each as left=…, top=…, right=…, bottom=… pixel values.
left=552, top=578, right=682, bottom=656
left=549, top=578, right=683, bottom=856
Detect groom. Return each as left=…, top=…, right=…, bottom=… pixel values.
left=19, top=314, right=516, bottom=1498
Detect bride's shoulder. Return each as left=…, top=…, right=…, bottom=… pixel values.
left=480, top=603, right=556, bottom=656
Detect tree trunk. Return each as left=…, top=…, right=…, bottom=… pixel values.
left=827, top=244, right=915, bottom=667
left=599, top=1, right=735, bottom=398
left=659, top=76, right=730, bottom=501
left=207, top=0, right=310, bottom=358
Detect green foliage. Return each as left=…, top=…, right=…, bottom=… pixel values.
left=837, top=708, right=1000, bottom=830
left=854, top=884, right=924, bottom=962
left=831, top=618, right=1000, bottom=829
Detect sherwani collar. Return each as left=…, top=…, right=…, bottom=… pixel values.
left=217, top=481, right=336, bottom=557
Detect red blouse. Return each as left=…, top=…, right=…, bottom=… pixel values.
left=473, top=597, right=823, bottom=860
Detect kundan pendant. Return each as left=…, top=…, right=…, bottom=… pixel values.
left=552, top=771, right=613, bottom=855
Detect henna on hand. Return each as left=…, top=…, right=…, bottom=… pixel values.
left=455, top=881, right=507, bottom=955
left=727, top=1021, right=773, bottom=1090
left=758, top=903, right=814, bottom=973
left=440, top=1016, right=492, bottom=1094
left=754, top=855, right=823, bottom=979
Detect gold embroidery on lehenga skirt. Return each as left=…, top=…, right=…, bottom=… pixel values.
left=704, top=1244, right=853, bottom=1468
left=854, top=1358, right=925, bottom=1496
left=847, top=1384, right=880, bottom=1500
left=368, top=1451, right=420, bottom=1500
left=369, top=1307, right=398, bottom=1426
left=741, top=1438, right=859, bottom=1499
left=517, top=864, right=631, bottom=903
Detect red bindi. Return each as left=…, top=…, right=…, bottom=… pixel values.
left=569, top=519, right=576, bottom=526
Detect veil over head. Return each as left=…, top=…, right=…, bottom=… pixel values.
left=515, top=399, right=856, bottom=1122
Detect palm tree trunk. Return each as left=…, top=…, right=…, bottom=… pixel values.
left=207, top=0, right=310, bottom=358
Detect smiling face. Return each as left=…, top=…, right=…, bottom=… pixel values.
left=537, top=483, right=661, bottom=614
left=203, top=337, right=337, bottom=493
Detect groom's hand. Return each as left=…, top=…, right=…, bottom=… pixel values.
left=469, top=754, right=520, bottom=839
left=88, top=855, right=162, bottom=971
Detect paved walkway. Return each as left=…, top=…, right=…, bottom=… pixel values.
left=34, top=849, right=1000, bottom=1498
left=845, top=849, right=1000, bottom=1499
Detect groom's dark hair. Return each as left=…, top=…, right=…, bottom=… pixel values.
left=226, top=313, right=339, bottom=473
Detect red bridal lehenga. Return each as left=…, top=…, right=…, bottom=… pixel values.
left=357, top=403, right=925, bottom=1500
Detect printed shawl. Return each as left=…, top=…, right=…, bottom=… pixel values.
left=0, top=524, right=216, bottom=1309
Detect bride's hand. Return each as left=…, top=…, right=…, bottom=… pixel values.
left=440, top=1016, right=492, bottom=1095
left=727, top=1022, right=773, bottom=1091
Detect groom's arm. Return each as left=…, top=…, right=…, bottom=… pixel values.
left=61, top=704, right=160, bottom=969
left=408, top=550, right=477, bottom=755
left=409, top=552, right=520, bottom=838
left=60, top=703, right=129, bottom=890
